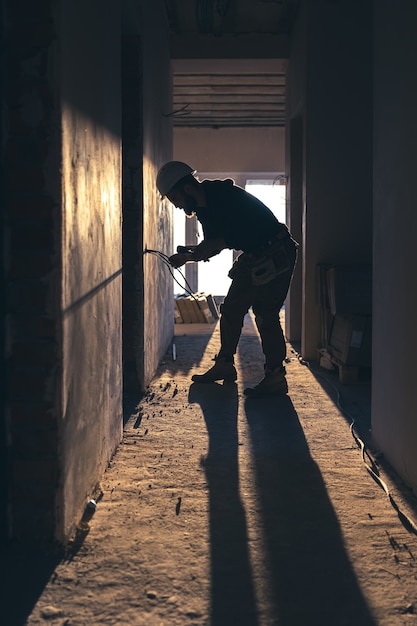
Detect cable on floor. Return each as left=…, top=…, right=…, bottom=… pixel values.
left=294, top=352, right=417, bottom=536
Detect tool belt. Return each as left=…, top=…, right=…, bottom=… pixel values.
left=228, top=230, right=297, bottom=286
left=248, top=228, right=290, bottom=258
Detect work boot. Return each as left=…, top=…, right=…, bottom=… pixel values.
left=244, top=366, right=288, bottom=398
left=191, top=355, right=237, bottom=383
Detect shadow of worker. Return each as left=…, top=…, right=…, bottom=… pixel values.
left=188, top=382, right=259, bottom=626
left=244, top=394, right=377, bottom=626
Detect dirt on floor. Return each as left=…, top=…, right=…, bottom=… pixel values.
left=4, top=313, right=417, bottom=626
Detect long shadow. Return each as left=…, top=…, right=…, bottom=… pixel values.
left=1, top=544, right=62, bottom=625
left=159, top=328, right=218, bottom=377
left=188, top=382, right=259, bottom=626
left=302, top=355, right=417, bottom=528
left=300, top=352, right=372, bottom=445
left=244, top=394, right=377, bottom=626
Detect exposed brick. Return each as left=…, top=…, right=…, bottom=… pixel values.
left=10, top=224, right=54, bottom=250
left=10, top=402, right=56, bottom=427
left=7, top=110, right=31, bottom=134
left=6, top=167, right=46, bottom=193
left=11, top=498, right=56, bottom=536
left=11, top=253, right=56, bottom=279
left=10, top=341, right=57, bottom=367
left=8, top=280, right=49, bottom=313
left=11, top=479, right=56, bottom=503
left=6, top=137, right=50, bottom=166
left=10, top=496, right=56, bottom=543
left=12, top=458, right=58, bottom=486
left=9, top=367, right=55, bottom=398
left=6, top=70, right=55, bottom=115
left=12, top=515, right=55, bottom=542
left=11, top=314, right=56, bottom=339
left=11, top=427, right=58, bottom=456
left=6, top=193, right=56, bottom=220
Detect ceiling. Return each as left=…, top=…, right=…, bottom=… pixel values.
left=171, top=58, right=287, bottom=128
left=163, top=0, right=299, bottom=129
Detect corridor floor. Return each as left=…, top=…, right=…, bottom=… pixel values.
left=7, top=313, right=417, bottom=626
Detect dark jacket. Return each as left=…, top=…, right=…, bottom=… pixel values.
left=196, top=179, right=287, bottom=253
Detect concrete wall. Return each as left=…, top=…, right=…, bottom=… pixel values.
left=372, top=0, right=417, bottom=493
left=141, top=3, right=174, bottom=387
left=285, top=2, right=306, bottom=343
left=121, top=2, right=173, bottom=392
left=59, top=0, right=123, bottom=540
left=2, top=0, right=174, bottom=545
left=289, top=0, right=373, bottom=359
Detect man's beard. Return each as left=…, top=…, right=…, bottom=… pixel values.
left=182, top=192, right=198, bottom=217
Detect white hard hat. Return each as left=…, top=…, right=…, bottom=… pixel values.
left=156, top=161, right=196, bottom=197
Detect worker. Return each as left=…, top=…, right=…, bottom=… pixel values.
left=156, top=161, right=298, bottom=397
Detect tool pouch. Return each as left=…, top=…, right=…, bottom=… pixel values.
left=250, top=245, right=290, bottom=286
left=228, top=237, right=293, bottom=285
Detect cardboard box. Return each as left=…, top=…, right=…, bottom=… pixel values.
left=326, top=265, right=372, bottom=316
left=175, top=296, right=192, bottom=323
left=197, top=292, right=219, bottom=320
left=174, top=293, right=217, bottom=324
left=195, top=295, right=215, bottom=323
left=327, top=314, right=372, bottom=366
left=187, top=296, right=206, bottom=323
left=174, top=299, right=183, bottom=323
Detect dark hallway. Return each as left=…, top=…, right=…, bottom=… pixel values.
left=3, top=2, right=417, bottom=624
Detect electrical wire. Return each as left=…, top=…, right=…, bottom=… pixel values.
left=143, top=248, right=205, bottom=308
left=295, top=353, right=417, bottom=536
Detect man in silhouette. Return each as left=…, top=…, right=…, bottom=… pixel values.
left=156, top=161, right=298, bottom=397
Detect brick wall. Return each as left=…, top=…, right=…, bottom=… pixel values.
left=3, top=0, right=61, bottom=542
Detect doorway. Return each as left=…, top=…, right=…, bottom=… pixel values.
left=172, top=178, right=287, bottom=298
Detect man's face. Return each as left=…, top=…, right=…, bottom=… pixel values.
left=167, top=186, right=197, bottom=217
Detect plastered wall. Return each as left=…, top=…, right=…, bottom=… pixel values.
left=372, top=0, right=417, bottom=493
left=59, top=0, right=123, bottom=540
left=2, top=0, right=174, bottom=544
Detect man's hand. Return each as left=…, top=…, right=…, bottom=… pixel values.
left=168, top=252, right=191, bottom=269
left=169, top=238, right=227, bottom=268
left=192, top=237, right=227, bottom=261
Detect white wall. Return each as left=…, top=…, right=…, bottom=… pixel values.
left=174, top=126, right=285, bottom=173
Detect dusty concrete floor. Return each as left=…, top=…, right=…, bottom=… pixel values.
left=4, top=312, right=417, bottom=626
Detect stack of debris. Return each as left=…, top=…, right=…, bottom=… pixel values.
left=317, top=265, right=372, bottom=383
left=174, top=293, right=219, bottom=324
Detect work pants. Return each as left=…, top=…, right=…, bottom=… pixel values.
left=219, top=238, right=298, bottom=370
